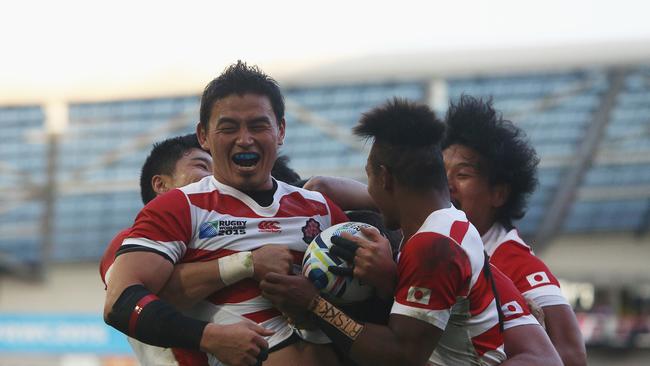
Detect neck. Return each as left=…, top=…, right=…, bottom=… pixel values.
left=475, top=214, right=499, bottom=237
left=398, top=188, right=450, bottom=241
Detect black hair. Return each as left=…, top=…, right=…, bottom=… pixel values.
left=272, top=155, right=302, bottom=186
left=139, top=134, right=203, bottom=205
left=199, top=60, right=285, bottom=130
left=353, top=98, right=447, bottom=191
left=442, top=95, right=539, bottom=226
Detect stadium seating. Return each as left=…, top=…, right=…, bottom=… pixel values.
left=0, top=69, right=648, bottom=263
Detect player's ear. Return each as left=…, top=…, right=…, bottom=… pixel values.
left=196, top=122, right=209, bottom=151
left=277, top=118, right=286, bottom=146
left=490, top=183, right=510, bottom=209
left=152, top=175, right=171, bottom=195
left=378, top=165, right=393, bottom=192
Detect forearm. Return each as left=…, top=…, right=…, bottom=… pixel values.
left=106, top=284, right=208, bottom=349
left=501, top=354, right=559, bottom=366
left=158, top=252, right=254, bottom=310
left=544, top=305, right=587, bottom=366
left=350, top=324, right=421, bottom=366
left=303, top=176, right=375, bottom=211
left=309, top=296, right=427, bottom=366
left=158, top=261, right=224, bottom=310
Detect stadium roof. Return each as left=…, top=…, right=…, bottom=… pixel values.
left=282, top=39, right=650, bottom=85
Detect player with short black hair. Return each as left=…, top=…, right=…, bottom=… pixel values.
left=260, top=99, right=560, bottom=365
left=443, top=95, right=587, bottom=366
left=104, top=62, right=347, bottom=366
left=101, top=134, right=305, bottom=365
left=139, top=133, right=209, bottom=205
left=200, top=60, right=285, bottom=132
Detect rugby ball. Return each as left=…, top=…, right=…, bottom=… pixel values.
left=302, top=222, right=374, bottom=304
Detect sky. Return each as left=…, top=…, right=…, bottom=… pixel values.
left=1, top=0, right=649, bottom=103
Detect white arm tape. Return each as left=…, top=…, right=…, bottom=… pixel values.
left=218, top=251, right=254, bottom=285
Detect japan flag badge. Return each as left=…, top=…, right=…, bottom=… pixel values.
left=501, top=301, right=524, bottom=317
left=526, top=271, right=551, bottom=287
left=407, top=286, right=431, bottom=305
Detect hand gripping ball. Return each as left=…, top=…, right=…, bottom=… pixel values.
left=302, top=222, right=374, bottom=304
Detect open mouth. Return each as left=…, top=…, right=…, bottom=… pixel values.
left=232, top=152, right=261, bottom=167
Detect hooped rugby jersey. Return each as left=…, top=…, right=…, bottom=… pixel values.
left=391, top=206, right=509, bottom=365
left=488, top=264, right=541, bottom=359
left=101, top=230, right=209, bottom=366
left=482, top=223, right=569, bottom=308
left=116, top=176, right=347, bottom=365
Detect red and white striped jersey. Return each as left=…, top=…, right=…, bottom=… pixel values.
left=490, top=264, right=542, bottom=359
left=117, top=176, right=347, bottom=365
left=391, top=206, right=507, bottom=365
left=101, top=230, right=209, bottom=366
left=482, top=223, right=569, bottom=308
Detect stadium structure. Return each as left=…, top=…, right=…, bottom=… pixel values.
left=1, top=41, right=649, bottom=365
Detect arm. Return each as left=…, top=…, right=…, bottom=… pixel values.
left=261, top=274, right=441, bottom=366
left=491, top=242, right=587, bottom=366
left=304, top=176, right=376, bottom=211
left=491, top=266, right=561, bottom=365
left=502, top=324, right=562, bottom=366
left=543, top=304, right=587, bottom=366
left=262, top=232, right=468, bottom=365
left=103, top=190, right=273, bottom=366
left=351, top=314, right=441, bottom=366
left=159, top=245, right=294, bottom=310
left=104, top=251, right=273, bottom=366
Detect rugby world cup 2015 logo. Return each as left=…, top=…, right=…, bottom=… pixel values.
left=199, top=221, right=220, bottom=239
left=199, top=220, right=247, bottom=239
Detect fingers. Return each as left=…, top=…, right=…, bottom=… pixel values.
left=331, top=235, right=360, bottom=254
left=330, top=245, right=355, bottom=262
left=249, top=323, right=275, bottom=338
left=259, top=280, right=280, bottom=295
left=360, top=225, right=382, bottom=239
left=256, top=347, right=269, bottom=364
left=263, top=272, right=288, bottom=283
left=328, top=266, right=354, bottom=277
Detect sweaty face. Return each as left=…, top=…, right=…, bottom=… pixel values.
left=443, top=144, right=500, bottom=235
left=169, top=148, right=213, bottom=188
left=199, top=94, right=285, bottom=191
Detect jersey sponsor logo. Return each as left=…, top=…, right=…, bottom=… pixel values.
left=258, top=221, right=281, bottom=233
left=406, top=286, right=431, bottom=305
left=501, top=301, right=524, bottom=317
left=199, top=220, right=247, bottom=238
left=526, top=271, right=551, bottom=287
left=301, top=218, right=322, bottom=244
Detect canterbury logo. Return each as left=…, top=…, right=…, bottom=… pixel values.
left=258, top=221, right=281, bottom=233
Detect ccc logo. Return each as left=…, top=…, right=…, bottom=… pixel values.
left=258, top=221, right=281, bottom=232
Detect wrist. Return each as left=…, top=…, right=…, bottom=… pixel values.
left=218, top=251, right=254, bottom=285
left=308, top=295, right=364, bottom=353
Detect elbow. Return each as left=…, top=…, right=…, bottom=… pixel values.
left=303, top=176, right=327, bottom=192
left=103, top=301, right=114, bottom=326
left=558, top=348, right=587, bottom=366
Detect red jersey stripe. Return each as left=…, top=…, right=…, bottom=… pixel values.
left=243, top=308, right=283, bottom=323
left=449, top=220, right=470, bottom=245
left=471, top=323, right=501, bottom=356
left=468, top=273, right=496, bottom=316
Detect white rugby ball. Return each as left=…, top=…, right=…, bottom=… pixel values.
left=302, top=222, right=374, bottom=304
